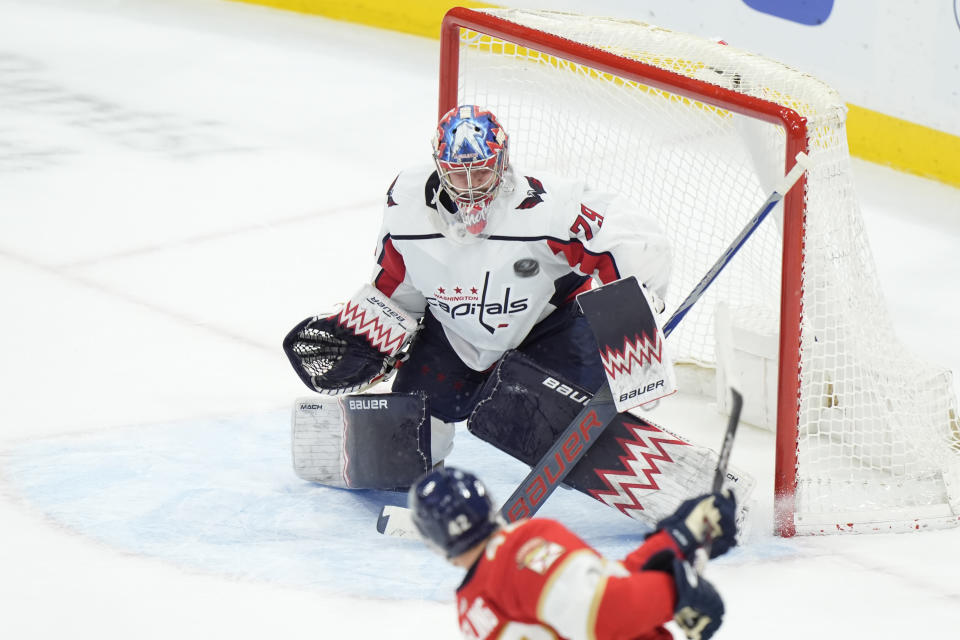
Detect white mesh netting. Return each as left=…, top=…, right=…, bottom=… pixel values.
left=449, top=8, right=960, bottom=534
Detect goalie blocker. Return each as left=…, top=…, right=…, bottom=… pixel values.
left=577, top=276, right=677, bottom=412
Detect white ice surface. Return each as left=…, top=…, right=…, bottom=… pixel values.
left=1, top=1, right=959, bottom=638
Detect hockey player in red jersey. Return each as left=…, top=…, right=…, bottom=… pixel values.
left=408, top=466, right=736, bottom=640
left=283, top=105, right=753, bottom=528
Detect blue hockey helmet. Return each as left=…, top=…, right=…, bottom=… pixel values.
left=408, top=467, right=499, bottom=559
left=431, top=105, right=509, bottom=238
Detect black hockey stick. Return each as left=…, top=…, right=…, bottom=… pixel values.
left=711, top=388, right=743, bottom=494
left=694, top=387, right=743, bottom=570
left=377, top=154, right=807, bottom=537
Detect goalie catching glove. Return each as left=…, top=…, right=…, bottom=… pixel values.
left=654, top=491, right=737, bottom=560
left=283, top=284, right=420, bottom=395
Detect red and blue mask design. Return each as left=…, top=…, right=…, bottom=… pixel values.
left=432, top=105, right=509, bottom=238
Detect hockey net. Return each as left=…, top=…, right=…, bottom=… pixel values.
left=439, top=7, right=960, bottom=536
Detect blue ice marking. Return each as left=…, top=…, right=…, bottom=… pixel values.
left=4, top=410, right=652, bottom=600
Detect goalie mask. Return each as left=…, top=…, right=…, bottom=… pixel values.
left=432, top=105, right=509, bottom=241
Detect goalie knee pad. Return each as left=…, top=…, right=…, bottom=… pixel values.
left=467, top=350, right=592, bottom=466
left=291, top=392, right=431, bottom=490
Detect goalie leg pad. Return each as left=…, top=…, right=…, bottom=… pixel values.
left=467, top=350, right=595, bottom=466
left=568, top=413, right=756, bottom=528
left=291, top=392, right=431, bottom=490
left=467, top=352, right=754, bottom=527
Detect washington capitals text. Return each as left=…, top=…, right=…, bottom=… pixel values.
left=426, top=271, right=529, bottom=334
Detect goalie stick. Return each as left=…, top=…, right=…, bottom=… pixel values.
left=378, top=153, right=809, bottom=539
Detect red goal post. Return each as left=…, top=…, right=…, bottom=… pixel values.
left=437, top=7, right=960, bottom=537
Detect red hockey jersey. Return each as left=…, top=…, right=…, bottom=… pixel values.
left=455, top=518, right=683, bottom=640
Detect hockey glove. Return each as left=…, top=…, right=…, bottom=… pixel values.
left=655, top=491, right=737, bottom=559
left=283, top=284, right=419, bottom=395
left=671, top=556, right=724, bottom=640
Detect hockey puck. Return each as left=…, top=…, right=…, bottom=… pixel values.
left=513, top=258, right=540, bottom=277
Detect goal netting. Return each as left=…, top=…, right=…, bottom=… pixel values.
left=439, top=7, right=960, bottom=535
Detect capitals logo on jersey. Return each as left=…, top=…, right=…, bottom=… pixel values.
left=426, top=271, right=529, bottom=335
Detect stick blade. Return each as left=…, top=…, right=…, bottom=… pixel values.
left=377, top=505, right=422, bottom=539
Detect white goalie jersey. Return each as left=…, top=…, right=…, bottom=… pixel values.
left=372, top=165, right=672, bottom=371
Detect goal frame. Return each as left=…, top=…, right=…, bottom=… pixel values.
left=438, top=6, right=808, bottom=537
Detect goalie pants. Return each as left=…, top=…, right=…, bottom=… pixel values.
left=391, top=302, right=605, bottom=423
